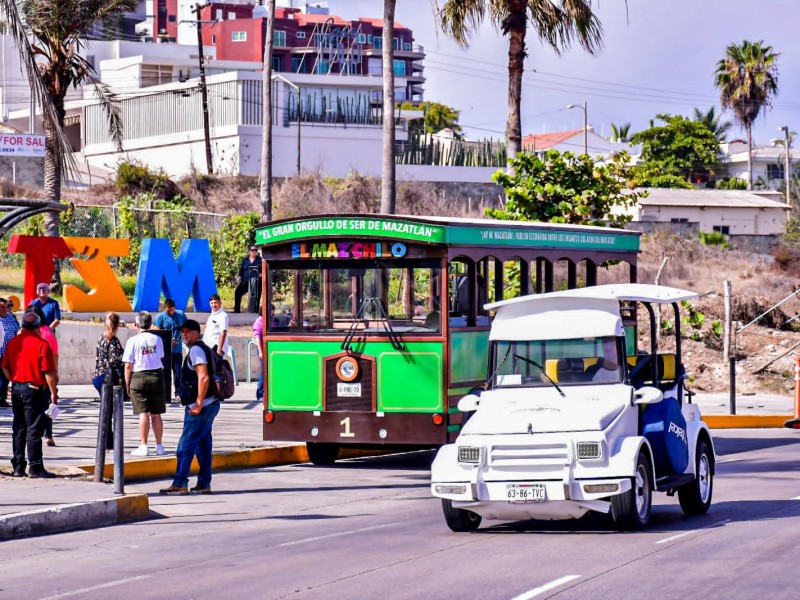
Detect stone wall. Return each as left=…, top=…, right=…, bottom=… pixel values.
left=626, top=221, right=780, bottom=254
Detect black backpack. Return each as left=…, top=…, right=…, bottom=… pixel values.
left=180, top=342, right=235, bottom=403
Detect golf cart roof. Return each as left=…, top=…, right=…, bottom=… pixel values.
left=486, top=284, right=697, bottom=342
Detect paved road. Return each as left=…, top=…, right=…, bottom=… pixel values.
left=2, top=429, right=799, bottom=600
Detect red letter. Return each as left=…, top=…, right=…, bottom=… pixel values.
left=7, top=235, right=73, bottom=306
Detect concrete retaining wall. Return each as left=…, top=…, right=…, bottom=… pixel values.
left=57, top=321, right=261, bottom=385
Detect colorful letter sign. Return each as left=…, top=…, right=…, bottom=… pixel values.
left=9, top=235, right=218, bottom=313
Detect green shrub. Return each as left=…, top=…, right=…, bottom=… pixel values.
left=698, top=230, right=730, bottom=248
left=209, top=213, right=261, bottom=286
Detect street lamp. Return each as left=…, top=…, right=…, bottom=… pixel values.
left=567, top=101, right=588, bottom=156
left=272, top=73, right=301, bottom=176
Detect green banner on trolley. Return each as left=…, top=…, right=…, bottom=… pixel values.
left=256, top=217, right=446, bottom=245
left=256, top=217, right=639, bottom=252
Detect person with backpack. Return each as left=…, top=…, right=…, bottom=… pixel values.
left=160, top=319, right=222, bottom=496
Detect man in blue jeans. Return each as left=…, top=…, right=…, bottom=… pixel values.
left=159, top=319, right=221, bottom=495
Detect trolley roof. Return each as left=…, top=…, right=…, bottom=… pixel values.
left=255, top=214, right=640, bottom=253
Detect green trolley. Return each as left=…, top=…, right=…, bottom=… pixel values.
left=255, top=214, right=640, bottom=465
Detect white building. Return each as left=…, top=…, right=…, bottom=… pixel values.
left=719, top=140, right=798, bottom=191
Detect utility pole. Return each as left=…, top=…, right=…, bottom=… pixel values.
left=260, top=0, right=276, bottom=222
left=781, top=125, right=791, bottom=206
left=192, top=3, right=214, bottom=175
left=567, top=100, right=588, bottom=156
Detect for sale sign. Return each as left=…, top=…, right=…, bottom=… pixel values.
left=0, top=134, right=46, bottom=157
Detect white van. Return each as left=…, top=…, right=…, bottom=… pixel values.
left=431, top=284, right=715, bottom=531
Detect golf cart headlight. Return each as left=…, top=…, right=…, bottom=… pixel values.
left=576, top=441, right=602, bottom=460
left=458, top=446, right=481, bottom=463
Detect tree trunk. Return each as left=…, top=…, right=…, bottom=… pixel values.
left=505, top=4, right=527, bottom=169
left=43, top=95, right=65, bottom=292
left=260, top=0, right=276, bottom=222
left=746, top=122, right=753, bottom=190
left=380, top=0, right=397, bottom=215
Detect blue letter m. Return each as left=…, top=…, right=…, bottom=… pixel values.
left=133, top=239, right=217, bottom=312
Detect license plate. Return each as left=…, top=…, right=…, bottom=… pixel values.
left=337, top=383, right=362, bottom=397
left=506, top=483, right=546, bottom=503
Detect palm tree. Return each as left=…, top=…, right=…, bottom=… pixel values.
left=1, top=0, right=134, bottom=289
left=714, top=40, right=779, bottom=190
left=692, top=107, right=732, bottom=142
left=438, top=0, right=603, bottom=164
left=380, top=0, right=397, bottom=214
left=610, top=122, right=631, bottom=143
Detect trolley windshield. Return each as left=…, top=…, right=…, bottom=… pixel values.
left=268, top=258, right=443, bottom=334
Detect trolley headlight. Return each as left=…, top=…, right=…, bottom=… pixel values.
left=457, top=446, right=481, bottom=463
left=336, top=356, right=359, bottom=382
left=576, top=441, right=602, bottom=460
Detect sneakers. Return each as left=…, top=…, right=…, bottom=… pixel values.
left=190, top=485, right=212, bottom=495
left=156, top=444, right=166, bottom=456
left=159, top=485, right=189, bottom=495
left=131, top=444, right=149, bottom=456
left=29, top=469, right=56, bottom=479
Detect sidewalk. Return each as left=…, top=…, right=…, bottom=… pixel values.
left=0, top=384, right=795, bottom=540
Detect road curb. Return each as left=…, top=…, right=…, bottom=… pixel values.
left=76, top=444, right=382, bottom=482
left=705, top=414, right=792, bottom=428
left=0, top=494, right=150, bottom=541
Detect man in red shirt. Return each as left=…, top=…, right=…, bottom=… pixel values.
left=1, top=311, right=59, bottom=478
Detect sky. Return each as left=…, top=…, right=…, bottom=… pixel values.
left=334, top=0, right=800, bottom=150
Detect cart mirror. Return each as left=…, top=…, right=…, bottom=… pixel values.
left=633, top=386, right=664, bottom=405
left=457, top=394, right=481, bottom=412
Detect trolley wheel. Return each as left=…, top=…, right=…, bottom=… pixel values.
left=306, top=442, right=340, bottom=466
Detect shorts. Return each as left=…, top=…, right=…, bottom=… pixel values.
left=130, top=370, right=166, bottom=415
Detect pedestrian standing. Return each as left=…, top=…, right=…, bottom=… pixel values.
left=203, top=294, right=229, bottom=357
left=160, top=319, right=221, bottom=495
left=233, top=245, right=262, bottom=313
left=1, top=311, right=59, bottom=478
left=253, top=313, right=264, bottom=402
left=28, top=282, right=61, bottom=332
left=92, top=312, right=124, bottom=450
left=123, top=311, right=166, bottom=456
left=153, top=298, right=187, bottom=403
left=0, top=296, right=18, bottom=408
left=27, top=305, right=59, bottom=447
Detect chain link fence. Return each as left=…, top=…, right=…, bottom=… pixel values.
left=0, top=204, right=227, bottom=276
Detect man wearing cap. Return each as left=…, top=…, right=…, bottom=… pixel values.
left=160, top=319, right=221, bottom=495
left=233, top=245, right=262, bottom=313
left=28, top=283, right=61, bottom=331
left=1, top=311, right=59, bottom=478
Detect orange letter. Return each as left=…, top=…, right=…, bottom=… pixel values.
left=62, top=237, right=132, bottom=312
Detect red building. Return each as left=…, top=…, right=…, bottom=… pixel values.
left=196, top=3, right=425, bottom=104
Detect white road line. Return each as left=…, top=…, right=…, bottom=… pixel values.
left=510, top=575, right=581, bottom=600
left=716, top=457, right=745, bottom=464
left=655, top=519, right=731, bottom=545
left=39, top=575, right=152, bottom=600
left=792, top=496, right=800, bottom=500
left=276, top=522, right=399, bottom=547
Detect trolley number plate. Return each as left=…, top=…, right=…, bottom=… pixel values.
left=506, top=483, right=546, bottom=503
left=337, top=383, right=362, bottom=397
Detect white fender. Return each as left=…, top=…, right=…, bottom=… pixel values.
left=609, top=436, right=656, bottom=483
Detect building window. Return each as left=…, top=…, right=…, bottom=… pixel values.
left=393, top=60, right=406, bottom=76
left=767, top=163, right=785, bottom=180
left=403, top=42, right=412, bottom=51
left=296, top=31, right=306, bottom=39
left=211, top=35, right=216, bottom=44
left=216, top=9, right=223, bottom=21
left=272, top=56, right=283, bottom=72
left=712, top=225, right=730, bottom=235
left=670, top=218, right=689, bottom=223
left=393, top=37, right=399, bottom=50
left=367, top=34, right=373, bottom=43
left=368, top=58, right=381, bottom=75
left=141, top=64, right=173, bottom=88
left=228, top=12, right=236, bottom=20
left=168, top=15, right=176, bottom=22
left=232, top=31, right=247, bottom=42
left=291, top=57, right=303, bottom=73
left=357, top=33, right=366, bottom=44
left=373, top=37, right=382, bottom=50
left=274, top=30, right=286, bottom=46
left=314, top=59, right=330, bottom=74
